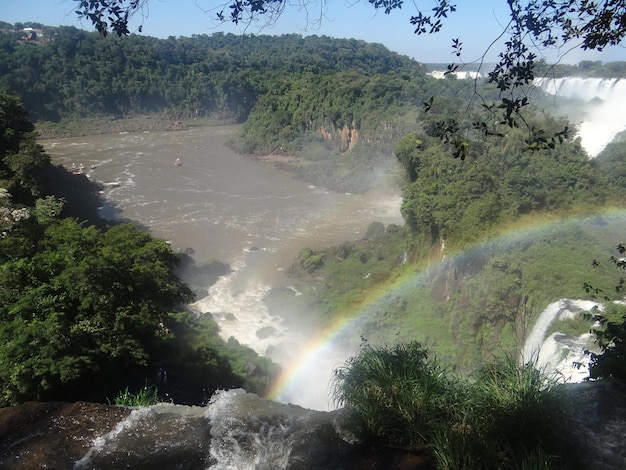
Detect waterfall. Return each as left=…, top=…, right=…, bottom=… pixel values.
left=535, top=77, right=626, bottom=156
left=521, top=299, right=601, bottom=382
left=72, top=389, right=360, bottom=469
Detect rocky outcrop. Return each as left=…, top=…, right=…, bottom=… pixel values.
left=318, top=124, right=359, bottom=151
left=0, top=396, right=432, bottom=470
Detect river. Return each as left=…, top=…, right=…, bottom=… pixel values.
left=43, top=125, right=404, bottom=410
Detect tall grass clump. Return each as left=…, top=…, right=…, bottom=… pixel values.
left=332, top=343, right=575, bottom=469
left=331, top=341, right=458, bottom=448
left=108, top=384, right=159, bottom=407
left=453, top=357, right=572, bottom=469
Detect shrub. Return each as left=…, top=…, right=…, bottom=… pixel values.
left=299, top=247, right=325, bottom=273
left=458, top=357, right=570, bottom=469
left=332, top=343, right=573, bottom=469
left=585, top=243, right=626, bottom=379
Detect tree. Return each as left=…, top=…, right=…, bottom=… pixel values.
left=584, top=243, right=626, bottom=380
left=0, top=91, right=50, bottom=204
left=74, top=1, right=626, bottom=157
left=0, top=218, right=195, bottom=405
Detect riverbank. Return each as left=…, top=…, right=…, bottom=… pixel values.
left=255, top=154, right=299, bottom=163
left=35, top=115, right=401, bottom=194
left=35, top=114, right=231, bottom=139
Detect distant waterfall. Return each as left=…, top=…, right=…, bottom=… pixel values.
left=535, top=77, right=626, bottom=156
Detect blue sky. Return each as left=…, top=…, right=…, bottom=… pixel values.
left=3, top=0, right=625, bottom=64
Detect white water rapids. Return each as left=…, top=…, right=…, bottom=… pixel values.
left=73, top=388, right=342, bottom=469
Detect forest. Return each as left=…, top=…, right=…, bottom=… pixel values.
left=0, top=25, right=423, bottom=123
left=0, top=20, right=626, bottom=438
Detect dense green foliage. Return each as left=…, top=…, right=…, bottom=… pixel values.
left=0, top=218, right=192, bottom=404
left=595, top=142, right=626, bottom=189
left=332, top=342, right=572, bottom=469
left=0, top=91, right=279, bottom=406
left=283, top=215, right=626, bottom=368
left=534, top=59, right=626, bottom=79
left=0, top=92, right=50, bottom=204
left=239, top=69, right=425, bottom=153
left=396, top=120, right=610, bottom=243
left=581, top=243, right=626, bottom=380
left=0, top=27, right=422, bottom=124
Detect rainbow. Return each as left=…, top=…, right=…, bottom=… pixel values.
left=265, top=314, right=356, bottom=405
left=266, top=208, right=626, bottom=408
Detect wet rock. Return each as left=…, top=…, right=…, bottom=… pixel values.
left=564, top=379, right=626, bottom=470
left=256, top=325, right=277, bottom=339
left=0, top=401, right=130, bottom=470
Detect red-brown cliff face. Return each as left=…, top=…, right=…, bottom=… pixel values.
left=318, top=124, right=359, bottom=152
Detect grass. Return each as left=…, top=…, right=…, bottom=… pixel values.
left=108, top=384, right=159, bottom=407
left=332, top=342, right=456, bottom=448
left=332, top=343, right=575, bottom=469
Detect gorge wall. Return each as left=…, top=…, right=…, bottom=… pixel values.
left=318, top=124, right=360, bottom=151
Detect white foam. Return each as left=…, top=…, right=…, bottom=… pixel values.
left=522, top=298, right=602, bottom=382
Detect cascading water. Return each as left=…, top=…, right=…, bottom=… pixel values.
left=521, top=298, right=602, bottom=382
left=191, top=264, right=357, bottom=411
left=72, top=389, right=358, bottom=469
left=535, top=77, right=626, bottom=156
left=190, top=252, right=290, bottom=358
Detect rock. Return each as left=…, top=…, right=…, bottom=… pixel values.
left=0, top=401, right=130, bottom=470
left=564, top=379, right=626, bottom=470
left=256, top=325, right=277, bottom=339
